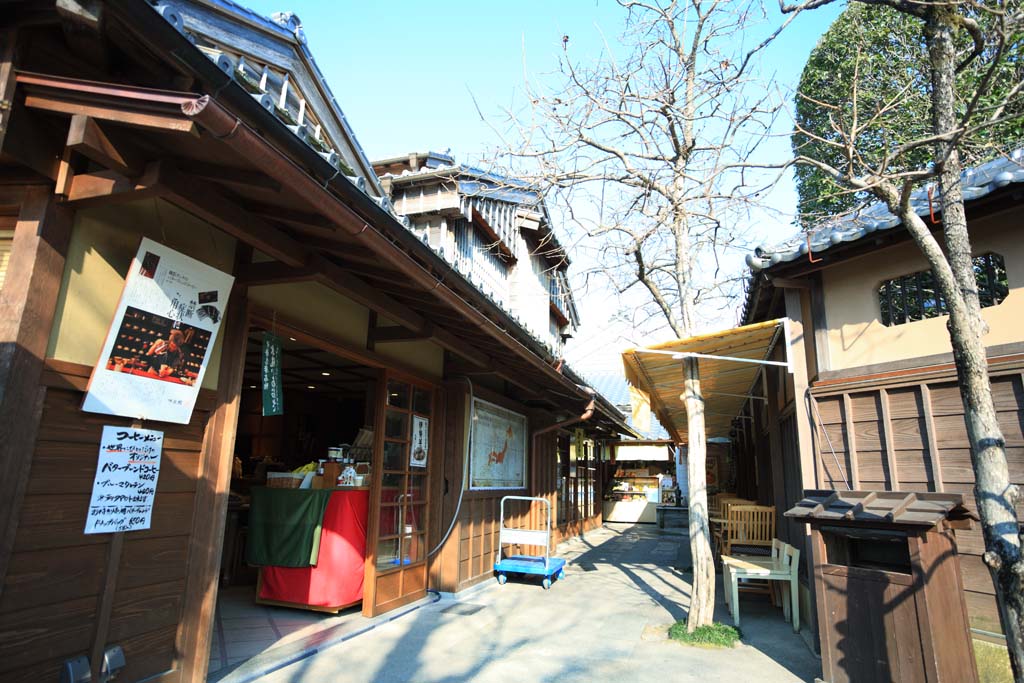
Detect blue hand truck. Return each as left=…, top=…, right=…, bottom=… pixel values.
left=493, top=495, right=566, bottom=590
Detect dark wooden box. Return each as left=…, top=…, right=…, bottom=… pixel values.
left=786, top=490, right=979, bottom=683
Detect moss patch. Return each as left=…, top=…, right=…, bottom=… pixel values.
left=668, top=621, right=742, bottom=648
left=974, top=639, right=1012, bottom=683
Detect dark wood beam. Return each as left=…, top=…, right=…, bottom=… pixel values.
left=186, top=160, right=281, bottom=193
left=369, top=324, right=433, bottom=344
left=156, top=162, right=307, bottom=267
left=66, top=114, right=143, bottom=176
left=236, top=261, right=317, bottom=286
left=62, top=162, right=162, bottom=206
left=245, top=202, right=332, bottom=233
left=1, top=100, right=63, bottom=180
left=22, top=90, right=198, bottom=134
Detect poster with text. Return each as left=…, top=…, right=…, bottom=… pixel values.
left=82, top=238, right=234, bottom=424
left=84, top=425, right=163, bottom=534
left=410, top=415, right=429, bottom=468
left=470, top=399, right=527, bottom=489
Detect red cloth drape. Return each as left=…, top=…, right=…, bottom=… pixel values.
left=259, top=489, right=368, bottom=608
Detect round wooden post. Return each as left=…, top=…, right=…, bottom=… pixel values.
left=684, top=356, right=715, bottom=630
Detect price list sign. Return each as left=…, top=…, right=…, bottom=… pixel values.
left=84, top=426, right=164, bottom=534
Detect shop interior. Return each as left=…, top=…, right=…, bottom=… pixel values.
left=220, top=327, right=378, bottom=602
left=603, top=446, right=677, bottom=524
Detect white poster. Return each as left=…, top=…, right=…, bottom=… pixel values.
left=84, top=425, right=163, bottom=534
left=470, top=399, right=527, bottom=489
left=410, top=415, right=429, bottom=468
left=82, top=238, right=234, bottom=424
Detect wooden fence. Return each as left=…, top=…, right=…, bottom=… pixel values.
left=809, top=363, right=1024, bottom=635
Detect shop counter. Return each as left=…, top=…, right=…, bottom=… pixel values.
left=256, top=488, right=369, bottom=612
left=603, top=499, right=658, bottom=524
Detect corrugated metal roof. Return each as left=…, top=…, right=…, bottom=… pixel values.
left=580, top=372, right=672, bottom=441
left=622, top=320, right=784, bottom=442
left=747, top=149, right=1024, bottom=272
left=784, top=490, right=975, bottom=528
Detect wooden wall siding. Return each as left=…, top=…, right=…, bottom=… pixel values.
left=0, top=363, right=213, bottom=682
left=809, top=367, right=1024, bottom=635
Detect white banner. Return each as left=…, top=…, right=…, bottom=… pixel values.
left=470, top=399, right=527, bottom=489
left=82, top=238, right=234, bottom=424
left=84, top=426, right=163, bottom=534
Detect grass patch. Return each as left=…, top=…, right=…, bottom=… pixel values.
left=974, top=639, right=1012, bottom=683
left=668, top=621, right=742, bottom=648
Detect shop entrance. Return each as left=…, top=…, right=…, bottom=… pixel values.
left=212, top=318, right=435, bottom=674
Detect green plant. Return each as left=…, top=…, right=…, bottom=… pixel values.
left=667, top=621, right=742, bottom=648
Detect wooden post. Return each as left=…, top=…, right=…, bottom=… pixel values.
left=920, top=384, right=944, bottom=492
left=683, top=356, right=715, bottom=631
left=0, top=187, right=71, bottom=596
left=175, top=283, right=249, bottom=683
left=842, top=393, right=861, bottom=489
left=879, top=388, right=900, bottom=490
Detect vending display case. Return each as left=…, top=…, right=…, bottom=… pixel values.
left=603, top=466, right=665, bottom=523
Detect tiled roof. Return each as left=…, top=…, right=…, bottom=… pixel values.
left=785, top=490, right=976, bottom=528
left=153, top=1, right=385, bottom=203
left=746, top=149, right=1024, bottom=272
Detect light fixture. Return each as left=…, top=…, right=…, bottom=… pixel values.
left=249, top=385, right=256, bottom=389
left=321, top=371, right=331, bottom=376
left=307, top=385, right=316, bottom=389
left=289, top=337, right=297, bottom=342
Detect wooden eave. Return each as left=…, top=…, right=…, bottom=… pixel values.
left=6, top=70, right=636, bottom=434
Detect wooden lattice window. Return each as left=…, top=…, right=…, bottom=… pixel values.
left=878, top=252, right=1009, bottom=326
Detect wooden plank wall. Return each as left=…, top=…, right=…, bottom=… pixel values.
left=809, top=365, right=1024, bottom=635
left=428, top=384, right=603, bottom=593
left=0, top=361, right=213, bottom=682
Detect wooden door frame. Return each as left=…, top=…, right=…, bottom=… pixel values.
left=175, top=282, right=250, bottom=683
left=0, top=186, right=71, bottom=597
left=362, top=368, right=438, bottom=617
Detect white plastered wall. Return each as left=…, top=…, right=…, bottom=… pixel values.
left=822, top=212, right=1023, bottom=372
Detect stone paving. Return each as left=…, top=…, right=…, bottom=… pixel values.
left=221, top=523, right=821, bottom=683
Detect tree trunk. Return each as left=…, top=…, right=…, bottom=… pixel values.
left=684, top=356, right=715, bottom=631
left=924, top=7, right=1024, bottom=679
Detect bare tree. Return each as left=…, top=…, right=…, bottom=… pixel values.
left=780, top=0, right=1024, bottom=675
left=499, top=0, right=792, bottom=631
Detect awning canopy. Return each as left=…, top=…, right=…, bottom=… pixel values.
left=622, top=319, right=789, bottom=443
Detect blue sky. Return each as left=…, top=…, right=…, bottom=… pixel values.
left=240, top=1, right=847, bottom=365
left=241, top=1, right=844, bottom=163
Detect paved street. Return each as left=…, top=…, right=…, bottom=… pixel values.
left=245, top=524, right=820, bottom=683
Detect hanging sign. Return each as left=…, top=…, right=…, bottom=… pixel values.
left=470, top=399, right=527, bottom=489
left=410, top=415, right=429, bottom=468
left=84, top=425, right=164, bottom=534
left=82, top=238, right=234, bottom=424
left=261, top=332, right=284, bottom=417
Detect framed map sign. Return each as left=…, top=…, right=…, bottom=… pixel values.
left=470, top=399, right=527, bottom=489
left=82, top=238, right=234, bottom=424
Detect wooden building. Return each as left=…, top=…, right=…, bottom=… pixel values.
left=0, top=2, right=633, bottom=681
left=738, top=151, right=1024, bottom=643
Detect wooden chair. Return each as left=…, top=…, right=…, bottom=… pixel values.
left=723, top=539, right=800, bottom=632
left=711, top=498, right=753, bottom=553
left=717, top=504, right=775, bottom=557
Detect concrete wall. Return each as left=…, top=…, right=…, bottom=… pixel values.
left=46, top=200, right=236, bottom=390
left=822, top=212, right=1023, bottom=371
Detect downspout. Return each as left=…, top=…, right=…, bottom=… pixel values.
left=530, top=388, right=597, bottom=520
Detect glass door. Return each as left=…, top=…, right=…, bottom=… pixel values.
left=363, top=371, right=434, bottom=617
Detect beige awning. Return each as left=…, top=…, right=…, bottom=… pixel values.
left=622, top=319, right=789, bottom=443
